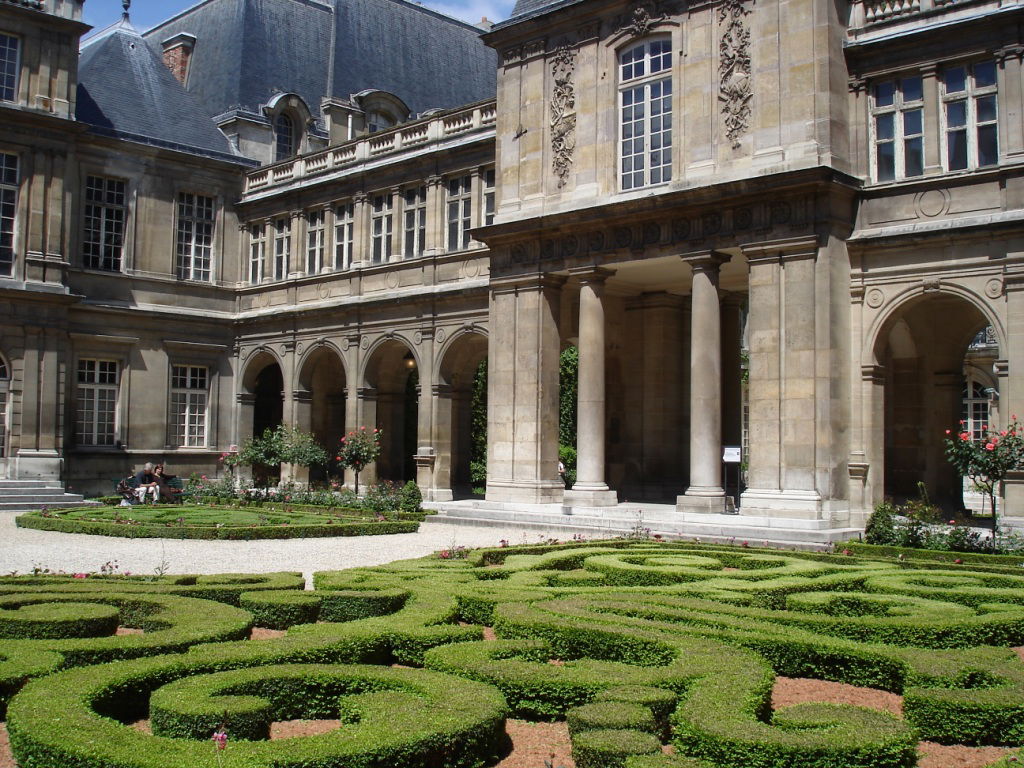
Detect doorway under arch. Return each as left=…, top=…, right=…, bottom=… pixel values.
left=875, top=293, right=998, bottom=509
left=438, top=330, right=488, bottom=498
left=297, top=346, right=346, bottom=483
left=362, top=339, right=419, bottom=485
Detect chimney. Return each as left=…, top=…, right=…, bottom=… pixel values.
left=161, top=33, right=197, bottom=86
left=478, top=16, right=493, bottom=30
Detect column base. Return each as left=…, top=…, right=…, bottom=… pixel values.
left=564, top=486, right=619, bottom=507
left=486, top=479, right=565, bottom=504
left=677, top=487, right=728, bottom=514
left=425, top=487, right=455, bottom=503
left=14, top=450, right=62, bottom=481
left=739, top=488, right=824, bottom=520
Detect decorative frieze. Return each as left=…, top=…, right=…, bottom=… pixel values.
left=718, top=0, right=752, bottom=149
left=550, top=42, right=578, bottom=189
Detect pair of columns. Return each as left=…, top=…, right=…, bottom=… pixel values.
left=566, top=253, right=729, bottom=509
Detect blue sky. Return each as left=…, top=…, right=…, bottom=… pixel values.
left=83, top=0, right=514, bottom=36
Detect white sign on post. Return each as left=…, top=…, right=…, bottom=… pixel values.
left=722, top=446, right=741, bottom=463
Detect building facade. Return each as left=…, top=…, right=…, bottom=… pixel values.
left=1, top=0, right=1022, bottom=529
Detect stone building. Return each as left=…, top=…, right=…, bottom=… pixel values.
left=1, top=0, right=1022, bottom=534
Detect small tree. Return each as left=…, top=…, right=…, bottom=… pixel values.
left=944, top=416, right=1024, bottom=546
left=336, top=427, right=382, bottom=494
left=227, top=425, right=328, bottom=485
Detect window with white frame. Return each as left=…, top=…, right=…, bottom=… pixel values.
left=273, top=217, right=290, bottom=280
left=176, top=192, right=214, bottom=281
left=871, top=75, right=924, bottom=182
left=482, top=168, right=495, bottom=227
left=170, top=364, right=208, bottom=448
left=334, top=202, right=354, bottom=269
left=275, top=113, right=296, bottom=162
left=0, top=152, right=16, bottom=277
left=943, top=61, right=998, bottom=172
left=0, top=357, right=8, bottom=458
left=620, top=38, right=672, bottom=190
left=76, top=359, right=118, bottom=446
left=83, top=175, right=126, bottom=271
left=403, top=186, right=426, bottom=259
left=306, top=210, right=325, bottom=274
left=0, top=33, right=18, bottom=103
left=371, top=193, right=392, bottom=264
left=447, top=175, right=471, bottom=252
left=961, top=379, right=991, bottom=444
left=249, top=223, right=265, bottom=284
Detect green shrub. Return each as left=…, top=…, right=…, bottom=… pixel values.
left=571, top=728, right=662, bottom=768
left=239, top=591, right=321, bottom=629
left=399, top=480, right=423, bottom=515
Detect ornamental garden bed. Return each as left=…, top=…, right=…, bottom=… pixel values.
left=15, top=505, right=420, bottom=540
left=3, top=539, right=1024, bottom=768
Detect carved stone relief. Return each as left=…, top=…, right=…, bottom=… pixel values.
left=718, top=0, right=752, bottom=149
left=550, top=42, right=578, bottom=189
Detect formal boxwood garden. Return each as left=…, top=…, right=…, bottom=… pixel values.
left=15, top=504, right=420, bottom=539
left=4, top=539, right=1024, bottom=767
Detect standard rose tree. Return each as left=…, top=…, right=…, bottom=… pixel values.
left=336, top=427, right=382, bottom=494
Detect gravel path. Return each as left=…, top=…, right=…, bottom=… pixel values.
left=0, top=513, right=552, bottom=582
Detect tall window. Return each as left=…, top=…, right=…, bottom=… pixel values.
left=275, top=113, right=296, bottom=162
left=76, top=359, right=118, bottom=446
left=176, top=193, right=214, bottom=281
left=0, top=152, right=16, bottom=277
left=482, top=168, right=495, bottom=226
left=447, top=175, right=471, bottom=252
left=872, top=75, right=923, bottom=182
left=620, top=38, right=672, bottom=190
left=943, top=61, right=998, bottom=171
left=83, top=175, right=126, bottom=271
left=170, top=365, right=207, bottom=448
left=403, top=186, right=426, bottom=259
left=273, top=217, right=290, bottom=280
left=0, top=357, right=8, bottom=458
left=334, top=202, right=354, bottom=270
left=371, top=193, right=392, bottom=264
left=962, top=380, right=990, bottom=444
left=0, top=33, right=17, bottom=102
left=249, top=223, right=265, bottom=284
left=306, top=210, right=325, bottom=274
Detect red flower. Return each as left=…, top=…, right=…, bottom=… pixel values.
left=945, top=429, right=951, bottom=435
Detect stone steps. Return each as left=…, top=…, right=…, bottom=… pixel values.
left=0, top=480, right=101, bottom=513
left=425, top=500, right=862, bottom=549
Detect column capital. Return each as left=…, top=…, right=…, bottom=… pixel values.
left=861, top=364, right=885, bottom=383
left=292, top=389, right=313, bottom=403
left=682, top=250, right=730, bottom=273
left=567, top=265, right=614, bottom=285
left=236, top=392, right=257, bottom=405
left=742, top=235, right=820, bottom=264
left=490, top=272, right=567, bottom=296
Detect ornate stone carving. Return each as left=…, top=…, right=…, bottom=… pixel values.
left=718, top=0, right=752, bottom=149
left=618, top=1, right=663, bottom=37
left=550, top=43, right=577, bottom=189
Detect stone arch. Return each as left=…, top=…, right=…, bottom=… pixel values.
left=436, top=328, right=489, bottom=498
left=238, top=348, right=285, bottom=484
left=296, top=343, right=347, bottom=483
left=360, top=336, right=419, bottom=484
left=867, top=287, right=999, bottom=508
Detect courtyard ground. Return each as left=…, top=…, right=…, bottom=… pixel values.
left=0, top=512, right=559, bottom=580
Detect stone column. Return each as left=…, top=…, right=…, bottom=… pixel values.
left=485, top=271, right=565, bottom=503
left=355, top=386, right=378, bottom=489
left=288, top=389, right=313, bottom=484
left=429, top=383, right=454, bottom=501
left=565, top=268, right=617, bottom=507
left=679, top=253, right=729, bottom=512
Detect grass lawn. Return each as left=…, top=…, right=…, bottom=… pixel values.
left=3, top=538, right=1024, bottom=768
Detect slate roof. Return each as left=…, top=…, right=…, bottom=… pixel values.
left=142, top=0, right=496, bottom=121
left=502, top=0, right=584, bottom=26
left=77, top=20, right=249, bottom=164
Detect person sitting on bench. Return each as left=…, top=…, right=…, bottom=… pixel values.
left=154, top=464, right=182, bottom=502
left=135, top=462, right=160, bottom=503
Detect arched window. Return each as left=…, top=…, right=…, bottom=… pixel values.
left=961, top=379, right=990, bottom=443
left=274, top=113, right=296, bottom=162
left=367, top=110, right=394, bottom=133
left=619, top=38, right=673, bottom=190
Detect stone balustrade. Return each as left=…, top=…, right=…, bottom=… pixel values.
left=245, top=101, right=496, bottom=193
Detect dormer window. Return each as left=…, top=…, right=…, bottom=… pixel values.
left=275, top=113, right=296, bottom=161
left=367, top=110, right=394, bottom=133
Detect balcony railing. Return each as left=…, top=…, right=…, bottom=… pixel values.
left=245, top=101, right=496, bottom=194
left=850, top=0, right=969, bottom=27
